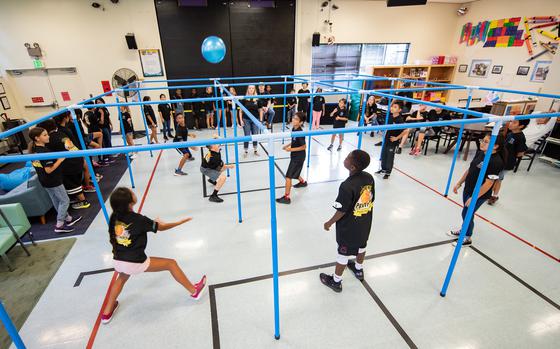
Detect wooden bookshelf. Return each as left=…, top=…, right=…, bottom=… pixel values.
left=369, top=64, right=456, bottom=103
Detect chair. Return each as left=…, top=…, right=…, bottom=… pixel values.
left=0, top=203, right=36, bottom=271
left=422, top=134, right=441, bottom=155
left=0, top=173, right=53, bottom=224
left=514, top=132, right=550, bottom=172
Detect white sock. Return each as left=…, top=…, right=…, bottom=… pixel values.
left=333, top=274, right=342, bottom=283
left=354, top=262, right=363, bottom=270
left=65, top=215, right=72, bottom=223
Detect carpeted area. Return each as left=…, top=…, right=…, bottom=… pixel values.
left=23, top=154, right=131, bottom=242
left=0, top=238, right=76, bottom=349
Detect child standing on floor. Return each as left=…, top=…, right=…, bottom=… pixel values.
left=488, top=119, right=529, bottom=205
left=376, top=101, right=405, bottom=179
left=448, top=134, right=505, bottom=246
left=101, top=187, right=206, bottom=324
left=312, top=88, right=325, bottom=130
left=173, top=113, right=197, bottom=176
left=158, top=94, right=174, bottom=141
left=276, top=112, right=308, bottom=205
left=200, top=142, right=235, bottom=203
left=327, top=98, right=348, bottom=152
left=204, top=86, right=216, bottom=129
left=320, top=150, right=374, bottom=292
left=143, top=96, right=159, bottom=144
left=28, top=127, right=82, bottom=233
left=286, top=89, right=297, bottom=123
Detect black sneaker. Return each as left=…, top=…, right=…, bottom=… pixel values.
left=54, top=224, right=75, bottom=233
left=319, top=273, right=342, bottom=293
left=208, top=179, right=217, bottom=185
left=374, top=141, right=382, bottom=146
left=327, top=144, right=333, bottom=151
left=383, top=174, right=390, bottom=179
left=209, top=194, right=224, bottom=203
left=447, top=229, right=460, bottom=237
left=375, top=169, right=385, bottom=175
left=294, top=181, right=308, bottom=188
left=66, top=216, right=83, bottom=227
left=396, top=147, right=402, bottom=154
left=369, top=132, right=374, bottom=137
left=347, top=260, right=364, bottom=281
left=276, top=196, right=291, bottom=204
left=337, top=145, right=342, bottom=151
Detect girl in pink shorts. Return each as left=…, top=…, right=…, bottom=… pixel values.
left=101, top=187, right=206, bottom=324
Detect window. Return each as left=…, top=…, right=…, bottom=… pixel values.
left=311, top=43, right=410, bottom=87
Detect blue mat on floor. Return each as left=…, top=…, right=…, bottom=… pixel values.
left=23, top=155, right=131, bottom=242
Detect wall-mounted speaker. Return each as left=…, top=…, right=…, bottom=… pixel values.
left=386, top=0, right=427, bottom=7
left=125, top=33, right=138, bottom=50
left=312, top=32, right=320, bottom=47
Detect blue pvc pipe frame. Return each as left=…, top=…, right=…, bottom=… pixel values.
left=0, top=300, right=25, bottom=349
left=2, top=73, right=560, bottom=347
left=136, top=85, right=154, bottom=157
left=116, top=96, right=136, bottom=188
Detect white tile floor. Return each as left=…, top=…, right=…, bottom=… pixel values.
left=8, top=122, right=560, bottom=349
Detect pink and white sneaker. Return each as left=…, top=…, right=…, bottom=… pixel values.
left=101, top=301, right=119, bottom=324
left=190, top=275, right=207, bottom=300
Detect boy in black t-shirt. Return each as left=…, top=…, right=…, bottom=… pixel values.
left=200, top=141, right=235, bottom=203
left=321, top=150, right=375, bottom=292
left=327, top=98, right=349, bottom=152
left=276, top=112, right=308, bottom=204
left=286, top=89, right=297, bottom=123
left=28, top=127, right=82, bottom=233
left=488, top=119, right=530, bottom=205
left=449, top=134, right=505, bottom=246
left=297, top=83, right=310, bottom=116
left=376, top=101, right=405, bottom=179
left=173, top=113, right=197, bottom=176
left=158, top=94, right=174, bottom=140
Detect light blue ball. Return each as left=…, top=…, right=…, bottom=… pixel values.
left=201, top=36, right=226, bottom=64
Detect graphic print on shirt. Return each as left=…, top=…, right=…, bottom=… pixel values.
left=353, top=185, right=374, bottom=217
left=114, top=221, right=132, bottom=247
left=32, top=160, right=42, bottom=169
left=62, top=137, right=79, bottom=151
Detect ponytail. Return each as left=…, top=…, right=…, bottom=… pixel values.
left=108, top=187, right=134, bottom=253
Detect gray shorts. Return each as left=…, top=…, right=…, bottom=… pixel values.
left=419, top=127, right=436, bottom=137
left=200, top=166, right=221, bottom=181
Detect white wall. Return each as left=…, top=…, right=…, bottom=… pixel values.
left=294, top=0, right=460, bottom=76
left=447, top=0, right=560, bottom=107
left=0, top=0, right=167, bottom=127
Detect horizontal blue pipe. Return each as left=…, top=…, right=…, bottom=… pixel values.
left=377, top=86, right=467, bottom=93
left=78, top=90, right=116, bottom=105
left=218, top=84, right=268, bottom=133
left=3, top=111, right=556, bottom=165
left=0, top=108, right=69, bottom=140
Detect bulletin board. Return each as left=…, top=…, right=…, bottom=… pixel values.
left=139, top=49, right=164, bottom=77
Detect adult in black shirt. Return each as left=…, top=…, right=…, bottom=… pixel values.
left=143, top=95, right=159, bottom=144
left=297, top=83, right=310, bottom=115
left=158, top=94, right=174, bottom=140
left=312, top=88, right=326, bottom=130
left=240, top=85, right=261, bottom=156
left=450, top=134, right=505, bottom=246
left=276, top=112, right=307, bottom=204
left=101, top=187, right=206, bottom=322
left=321, top=150, right=374, bottom=292
left=378, top=102, right=405, bottom=179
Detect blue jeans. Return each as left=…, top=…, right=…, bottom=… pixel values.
left=242, top=118, right=259, bottom=149
left=162, top=118, right=172, bottom=137
left=45, top=185, right=70, bottom=226
left=262, top=108, right=275, bottom=126
left=461, top=190, right=487, bottom=237
left=101, top=127, right=112, bottom=148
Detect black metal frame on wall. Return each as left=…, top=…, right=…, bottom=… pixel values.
left=154, top=0, right=296, bottom=93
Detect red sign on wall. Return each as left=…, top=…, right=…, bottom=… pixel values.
left=61, top=91, right=71, bottom=101
left=101, top=80, right=112, bottom=96
left=31, top=96, right=45, bottom=103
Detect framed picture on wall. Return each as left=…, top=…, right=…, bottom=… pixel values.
left=0, top=96, right=10, bottom=110
left=491, top=65, right=503, bottom=74
left=469, top=59, right=491, bottom=78
left=531, top=60, right=551, bottom=82
left=458, top=64, right=468, bottom=73
left=0, top=82, right=5, bottom=95
left=138, top=49, right=164, bottom=77
left=517, top=66, right=530, bottom=76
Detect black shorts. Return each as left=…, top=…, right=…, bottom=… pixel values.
left=333, top=123, right=346, bottom=129
left=176, top=147, right=192, bottom=157
left=286, top=159, right=304, bottom=179
left=337, top=243, right=367, bottom=256
left=63, top=172, right=84, bottom=196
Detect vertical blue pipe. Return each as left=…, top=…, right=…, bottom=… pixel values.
left=136, top=87, right=154, bottom=157
left=214, top=82, right=220, bottom=135
left=306, top=81, right=314, bottom=169
left=378, top=80, right=394, bottom=161
left=440, top=122, right=501, bottom=296
left=116, top=97, right=135, bottom=188
left=69, top=108, right=110, bottom=224
left=220, top=89, right=230, bottom=177
left=231, top=102, right=243, bottom=223
left=443, top=89, right=473, bottom=197
left=281, top=76, right=287, bottom=144
left=0, top=301, right=26, bottom=349
left=357, top=93, right=368, bottom=149
left=267, top=138, right=281, bottom=340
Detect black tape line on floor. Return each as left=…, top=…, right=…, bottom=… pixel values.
left=73, top=268, right=115, bottom=287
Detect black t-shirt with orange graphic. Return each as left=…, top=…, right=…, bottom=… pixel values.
left=333, top=171, right=375, bottom=249
left=31, top=145, right=63, bottom=188
left=47, top=130, right=83, bottom=175
left=110, top=212, right=159, bottom=263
